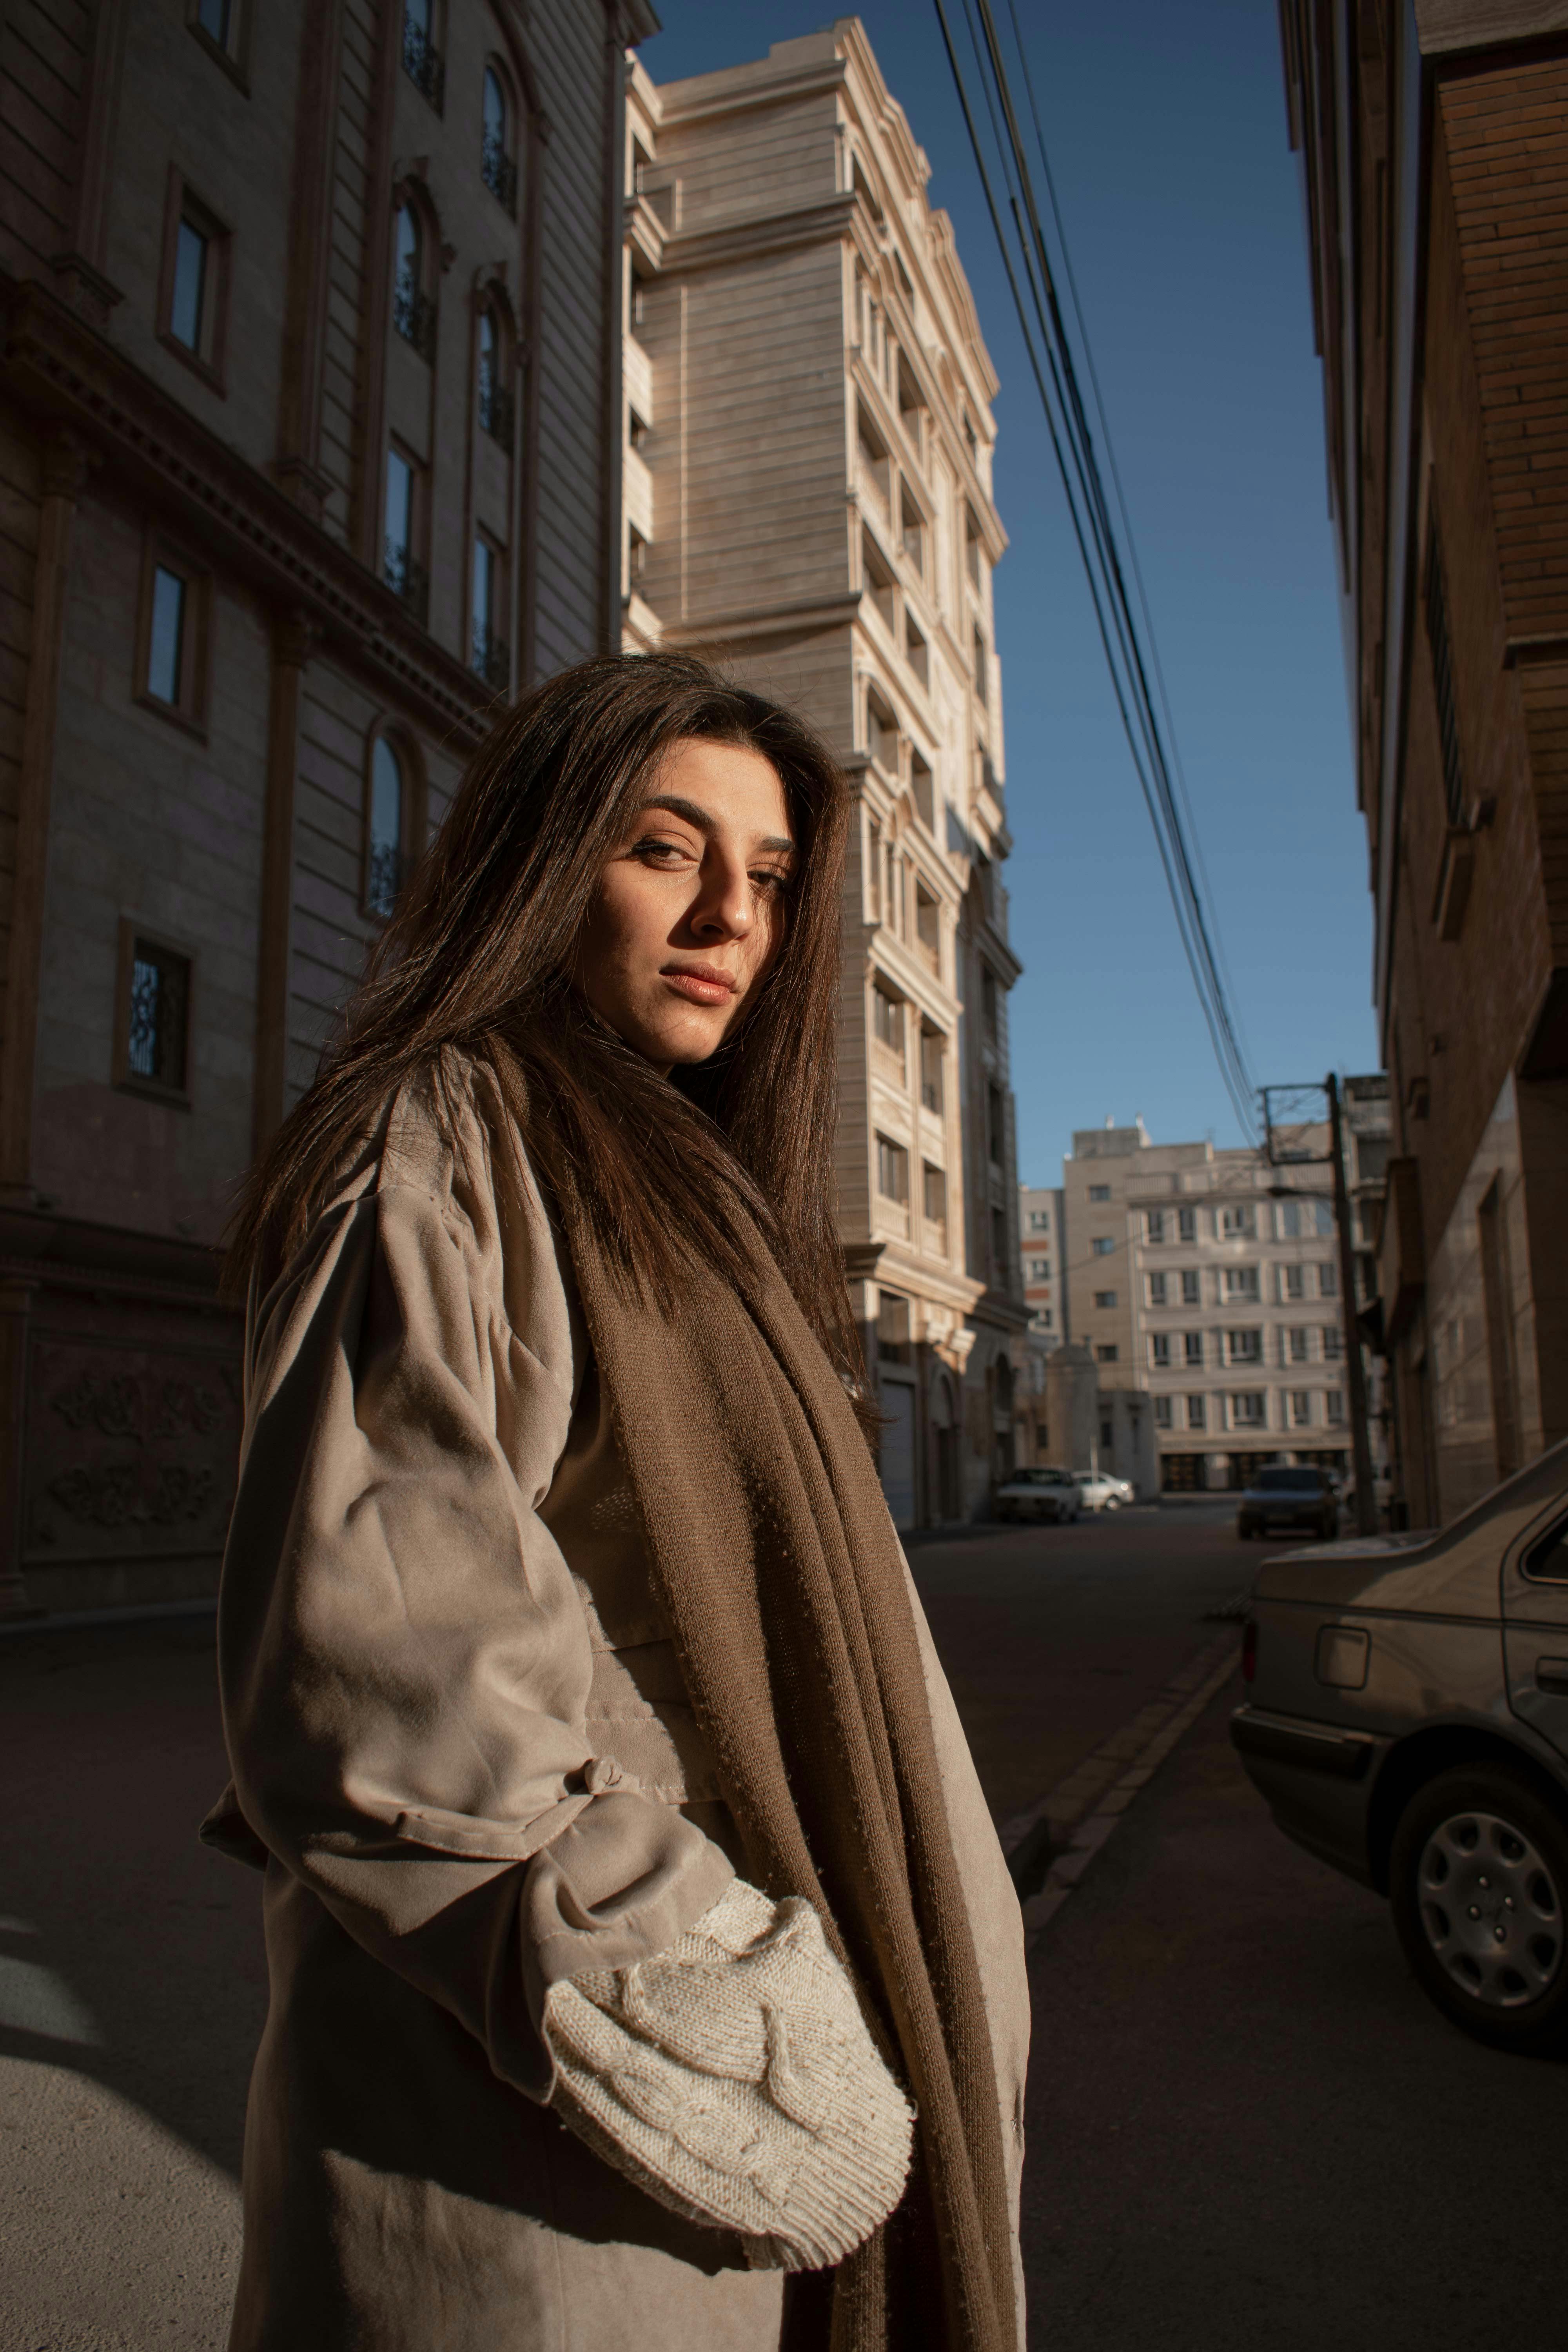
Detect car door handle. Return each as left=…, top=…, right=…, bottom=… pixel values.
left=1536, top=1658, right=1568, bottom=1696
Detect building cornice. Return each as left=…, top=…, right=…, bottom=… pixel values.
left=655, top=192, right=858, bottom=276
left=0, top=274, right=492, bottom=746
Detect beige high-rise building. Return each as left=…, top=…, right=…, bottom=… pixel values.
left=620, top=20, right=1028, bottom=1528
left=1060, top=1097, right=1391, bottom=1492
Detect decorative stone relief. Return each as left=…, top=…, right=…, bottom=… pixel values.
left=25, top=1338, right=241, bottom=1561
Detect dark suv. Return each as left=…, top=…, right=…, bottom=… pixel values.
left=1238, top=1465, right=1339, bottom=1543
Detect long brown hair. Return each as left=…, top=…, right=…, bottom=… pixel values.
left=226, top=651, right=867, bottom=1405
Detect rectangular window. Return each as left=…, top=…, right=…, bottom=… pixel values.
left=904, top=611, right=929, bottom=689
left=1220, top=1205, right=1256, bottom=1240
left=148, top=565, right=185, bottom=706
left=1028, top=1256, right=1049, bottom=1279
left=471, top=535, right=506, bottom=686
left=1230, top=1392, right=1266, bottom=1429
left=862, top=530, right=895, bottom=632
left=1186, top=1394, right=1206, bottom=1431
left=1326, top=1389, right=1347, bottom=1425
left=1027, top=1209, right=1049, bottom=1234
left=1091, top=1236, right=1114, bottom=1258
left=1227, top=1330, right=1263, bottom=1365
left=991, top=1206, right=1008, bottom=1272
left=1089, top=1184, right=1111, bottom=1204
left=402, top=0, right=445, bottom=108
left=1225, top=1266, right=1260, bottom=1301
left=1314, top=1201, right=1335, bottom=1238
left=858, top=405, right=890, bottom=513
left=972, top=624, right=989, bottom=708
left=987, top=1083, right=1006, bottom=1169
left=1183, top=1332, right=1204, bottom=1367
left=981, top=967, right=999, bottom=1037
left=1150, top=1334, right=1171, bottom=1368
left=1154, top=1396, right=1173, bottom=1430
left=1290, top=1390, right=1314, bottom=1428
left=1277, top=1199, right=1303, bottom=1239
left=136, top=541, right=208, bottom=732
left=875, top=1133, right=908, bottom=1204
left=1322, top=1326, right=1343, bottom=1361
left=873, top=982, right=906, bottom=1056
left=1039, top=1307, right=1054, bottom=1329
left=1287, top=1327, right=1310, bottom=1365
left=158, top=171, right=230, bottom=386
left=919, top=1026, right=944, bottom=1113
left=1424, top=508, right=1466, bottom=829
left=914, top=882, right=940, bottom=973
left=191, top=0, right=247, bottom=79
left=1318, top=1261, right=1338, bottom=1299
left=867, top=688, right=898, bottom=775
left=1178, top=1207, right=1196, bottom=1243
left=877, top=1289, right=911, bottom=1367
left=1096, top=1343, right=1118, bottom=1364
left=384, top=448, right=427, bottom=620
left=1146, top=1209, right=1165, bottom=1243
left=1147, top=1272, right=1167, bottom=1307
left=1094, top=1289, right=1117, bottom=1310
left=1180, top=1269, right=1200, bottom=1306
left=1283, top=1263, right=1306, bottom=1302
left=114, top=923, right=193, bottom=1103
left=922, top=1161, right=947, bottom=1238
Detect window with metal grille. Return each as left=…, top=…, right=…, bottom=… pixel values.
left=403, top=0, right=443, bottom=108
left=116, top=928, right=192, bottom=1100
left=366, top=738, right=406, bottom=921
left=482, top=67, right=517, bottom=212
left=1423, top=510, right=1466, bottom=828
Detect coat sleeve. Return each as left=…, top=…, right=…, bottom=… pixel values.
left=211, top=1134, right=734, bottom=2105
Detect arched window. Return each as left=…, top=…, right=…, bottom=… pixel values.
left=481, top=66, right=517, bottom=213
left=477, top=303, right=512, bottom=444
left=366, top=737, right=406, bottom=919
left=392, top=203, right=433, bottom=358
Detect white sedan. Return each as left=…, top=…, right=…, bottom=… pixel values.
left=1075, top=1472, right=1134, bottom=1512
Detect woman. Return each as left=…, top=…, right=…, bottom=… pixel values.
left=206, top=652, right=1028, bottom=2350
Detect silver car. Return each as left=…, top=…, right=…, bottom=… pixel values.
left=995, top=1466, right=1080, bottom=1524
left=1231, top=1438, right=1568, bottom=2055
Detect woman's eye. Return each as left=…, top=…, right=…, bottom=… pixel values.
left=633, top=837, right=691, bottom=866
left=752, top=867, right=793, bottom=895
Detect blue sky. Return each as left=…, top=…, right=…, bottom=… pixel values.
left=640, top=2, right=1378, bottom=1184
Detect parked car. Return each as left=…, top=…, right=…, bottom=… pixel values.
left=995, top=1466, right=1081, bottom=1524
left=1231, top=1437, right=1568, bottom=2054
left=1075, top=1471, right=1134, bottom=1513
left=1237, top=1464, right=1339, bottom=1543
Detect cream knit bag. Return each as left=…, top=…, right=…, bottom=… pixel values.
left=544, top=1880, right=914, bottom=2270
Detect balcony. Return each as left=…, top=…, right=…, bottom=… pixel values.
left=471, top=626, right=509, bottom=690
left=623, top=443, right=653, bottom=543
left=383, top=542, right=428, bottom=625
left=479, top=376, right=514, bottom=447
left=393, top=281, right=435, bottom=361
left=402, top=17, right=444, bottom=109
left=482, top=132, right=517, bottom=215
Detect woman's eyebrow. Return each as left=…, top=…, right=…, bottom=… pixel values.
left=644, top=794, right=796, bottom=856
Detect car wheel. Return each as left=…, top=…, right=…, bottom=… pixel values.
left=1103, top=1495, right=1121, bottom=1512
left=1390, top=1764, right=1568, bottom=2056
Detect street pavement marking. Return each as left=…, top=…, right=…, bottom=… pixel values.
left=999, top=1634, right=1240, bottom=1947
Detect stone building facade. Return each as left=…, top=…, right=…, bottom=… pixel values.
left=0, top=0, right=647, bottom=1616
left=1283, top=0, right=1568, bottom=1523
left=618, top=22, right=1028, bottom=1530
left=1060, top=1109, right=1390, bottom=1492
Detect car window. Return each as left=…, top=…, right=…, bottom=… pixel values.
left=1525, top=1515, right=1568, bottom=1584
left=1253, top=1468, right=1323, bottom=1493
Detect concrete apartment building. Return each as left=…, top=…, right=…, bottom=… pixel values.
left=0, top=0, right=646, bottom=1617
left=1283, top=0, right=1568, bottom=1523
left=1062, top=1109, right=1390, bottom=1491
left=1018, top=1181, right=1066, bottom=1345
left=619, top=21, right=1028, bottom=1528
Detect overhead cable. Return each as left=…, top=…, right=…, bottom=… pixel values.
left=932, top=0, right=1258, bottom=1136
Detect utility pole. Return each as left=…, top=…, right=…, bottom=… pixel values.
left=1327, top=1072, right=1377, bottom=1535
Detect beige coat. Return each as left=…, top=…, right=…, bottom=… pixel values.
left=207, top=1062, right=1028, bottom=2350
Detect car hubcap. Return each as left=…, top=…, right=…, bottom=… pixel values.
left=1417, top=1809, right=1563, bottom=2007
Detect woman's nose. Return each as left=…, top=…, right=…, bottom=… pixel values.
left=691, top=854, right=752, bottom=938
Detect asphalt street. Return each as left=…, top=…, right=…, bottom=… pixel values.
left=3, top=1499, right=1558, bottom=2348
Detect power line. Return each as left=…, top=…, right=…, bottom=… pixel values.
left=932, top=0, right=1258, bottom=1137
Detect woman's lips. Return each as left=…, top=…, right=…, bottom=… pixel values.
left=661, top=969, right=736, bottom=1006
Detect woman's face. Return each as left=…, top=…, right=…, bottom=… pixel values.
left=574, top=737, right=797, bottom=1069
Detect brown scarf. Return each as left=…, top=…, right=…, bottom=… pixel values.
left=562, top=1198, right=1017, bottom=2352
